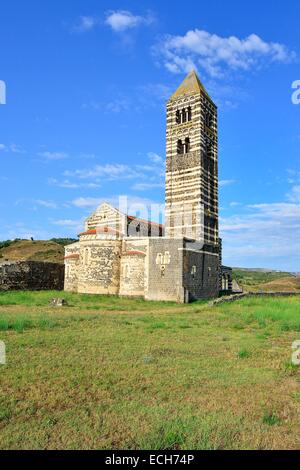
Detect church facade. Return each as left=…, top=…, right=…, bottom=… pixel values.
left=64, top=70, right=229, bottom=302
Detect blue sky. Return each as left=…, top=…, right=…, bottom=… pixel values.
left=0, top=0, right=300, bottom=270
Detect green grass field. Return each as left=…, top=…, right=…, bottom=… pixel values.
left=1, top=291, right=300, bottom=450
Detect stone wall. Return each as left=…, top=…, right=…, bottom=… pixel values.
left=64, top=242, right=80, bottom=292
left=0, top=261, right=64, bottom=291
left=183, top=245, right=219, bottom=301
left=119, top=252, right=146, bottom=297
left=146, top=238, right=185, bottom=302
left=77, top=239, right=122, bottom=295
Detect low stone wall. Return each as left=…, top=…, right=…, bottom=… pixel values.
left=210, top=291, right=300, bottom=306
left=0, top=261, right=64, bottom=291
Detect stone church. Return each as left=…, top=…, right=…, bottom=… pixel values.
left=64, top=70, right=232, bottom=302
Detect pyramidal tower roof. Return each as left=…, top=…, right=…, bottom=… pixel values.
left=169, top=69, right=211, bottom=101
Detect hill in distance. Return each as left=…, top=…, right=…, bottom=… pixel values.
left=232, top=267, right=300, bottom=292
left=0, top=239, right=77, bottom=265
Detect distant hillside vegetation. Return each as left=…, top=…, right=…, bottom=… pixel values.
left=232, top=268, right=300, bottom=292
left=0, top=239, right=77, bottom=264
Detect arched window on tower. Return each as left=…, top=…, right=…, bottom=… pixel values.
left=177, top=139, right=184, bottom=154
left=182, top=108, right=187, bottom=123
left=187, top=106, right=192, bottom=121
left=176, top=110, right=181, bottom=124
left=184, top=137, right=190, bottom=154
left=205, top=111, right=213, bottom=128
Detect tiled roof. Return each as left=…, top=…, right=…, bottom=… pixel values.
left=127, top=215, right=164, bottom=229
left=79, top=226, right=122, bottom=236
left=122, top=250, right=146, bottom=256
left=64, top=254, right=80, bottom=260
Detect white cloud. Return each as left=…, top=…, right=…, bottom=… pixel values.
left=219, top=179, right=236, bottom=187
left=65, top=163, right=142, bottom=180
left=72, top=197, right=103, bottom=208
left=73, top=16, right=98, bottom=33
left=51, top=218, right=84, bottom=234
left=52, top=219, right=82, bottom=227
left=35, top=200, right=58, bottom=209
left=105, top=98, right=130, bottom=113
left=287, top=185, right=300, bottom=202
left=38, top=151, right=69, bottom=160
left=82, top=98, right=130, bottom=113
left=105, top=10, right=153, bottom=32
left=49, top=178, right=101, bottom=189
left=220, top=202, right=300, bottom=270
left=131, top=182, right=164, bottom=191
left=0, top=143, right=26, bottom=154
left=155, top=30, right=296, bottom=77
left=148, top=152, right=163, bottom=164
left=64, top=153, right=165, bottom=192
left=10, top=144, right=26, bottom=154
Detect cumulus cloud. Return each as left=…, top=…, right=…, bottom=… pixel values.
left=220, top=202, right=300, bottom=270
left=105, top=10, right=153, bottom=32
left=64, top=152, right=165, bottom=194
left=73, top=16, right=98, bottom=33
left=64, top=153, right=165, bottom=183
left=155, top=29, right=296, bottom=77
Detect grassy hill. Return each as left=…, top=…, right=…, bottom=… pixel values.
left=0, top=239, right=76, bottom=264
left=232, top=268, right=300, bottom=292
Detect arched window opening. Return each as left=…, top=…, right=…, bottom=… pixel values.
left=176, top=110, right=181, bottom=124
left=187, top=106, right=192, bottom=121
left=177, top=139, right=184, bottom=154
left=182, top=108, right=187, bottom=123
left=205, top=112, right=213, bottom=128
left=184, top=137, right=190, bottom=154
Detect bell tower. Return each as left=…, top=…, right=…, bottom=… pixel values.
left=165, top=70, right=219, bottom=249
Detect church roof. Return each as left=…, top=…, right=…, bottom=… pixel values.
left=127, top=214, right=164, bottom=229
left=64, top=254, right=80, bottom=260
left=79, top=226, right=122, bottom=236
left=169, top=69, right=211, bottom=102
